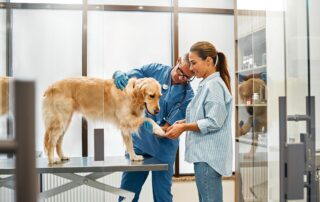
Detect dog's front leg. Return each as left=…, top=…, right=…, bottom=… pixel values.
left=144, top=118, right=165, bottom=136
left=121, top=131, right=144, bottom=161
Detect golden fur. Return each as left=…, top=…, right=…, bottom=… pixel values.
left=238, top=78, right=267, bottom=158
left=43, top=77, right=165, bottom=164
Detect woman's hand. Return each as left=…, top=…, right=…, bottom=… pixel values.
left=174, top=119, right=186, bottom=124
left=165, top=123, right=185, bottom=139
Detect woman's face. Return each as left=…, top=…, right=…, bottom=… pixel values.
left=189, top=51, right=208, bottom=78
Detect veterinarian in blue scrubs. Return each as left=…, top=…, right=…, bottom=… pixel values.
left=113, top=54, right=194, bottom=202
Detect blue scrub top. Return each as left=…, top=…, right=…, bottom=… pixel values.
left=126, top=63, right=194, bottom=163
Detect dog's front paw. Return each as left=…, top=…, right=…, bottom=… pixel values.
left=130, top=154, right=144, bottom=161
left=153, top=125, right=165, bottom=136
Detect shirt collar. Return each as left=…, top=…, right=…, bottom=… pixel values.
left=199, top=71, right=220, bottom=87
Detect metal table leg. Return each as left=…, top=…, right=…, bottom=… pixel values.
left=39, top=172, right=134, bottom=201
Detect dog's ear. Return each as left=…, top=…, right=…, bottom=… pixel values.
left=125, top=77, right=138, bottom=95
left=133, top=78, right=148, bottom=93
left=125, top=78, right=148, bottom=98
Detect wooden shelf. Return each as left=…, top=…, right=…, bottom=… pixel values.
left=236, top=65, right=266, bottom=74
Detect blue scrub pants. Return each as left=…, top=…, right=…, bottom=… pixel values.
left=119, top=150, right=174, bottom=202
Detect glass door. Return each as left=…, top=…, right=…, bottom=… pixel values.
left=281, top=0, right=320, bottom=201
left=236, top=0, right=319, bottom=201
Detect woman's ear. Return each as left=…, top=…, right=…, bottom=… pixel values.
left=206, top=56, right=213, bottom=66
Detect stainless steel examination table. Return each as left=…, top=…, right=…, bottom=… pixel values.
left=0, top=156, right=168, bottom=201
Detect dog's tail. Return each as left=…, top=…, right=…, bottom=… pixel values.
left=43, top=85, right=57, bottom=97
left=42, top=86, right=59, bottom=155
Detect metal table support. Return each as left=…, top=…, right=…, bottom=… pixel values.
left=0, top=156, right=168, bottom=201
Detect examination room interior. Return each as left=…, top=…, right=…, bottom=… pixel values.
left=0, top=0, right=319, bottom=202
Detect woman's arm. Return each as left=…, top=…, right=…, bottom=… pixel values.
left=165, top=122, right=200, bottom=139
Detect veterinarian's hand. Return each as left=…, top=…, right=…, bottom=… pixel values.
left=141, top=121, right=153, bottom=134
left=113, top=71, right=129, bottom=90
left=165, top=124, right=185, bottom=139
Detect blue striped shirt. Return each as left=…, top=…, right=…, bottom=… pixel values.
left=185, top=72, right=233, bottom=176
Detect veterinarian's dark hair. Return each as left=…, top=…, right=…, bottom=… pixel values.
left=190, top=41, right=231, bottom=94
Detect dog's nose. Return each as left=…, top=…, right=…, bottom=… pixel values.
left=154, top=108, right=160, bottom=114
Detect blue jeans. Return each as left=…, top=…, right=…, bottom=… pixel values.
left=119, top=149, right=174, bottom=202
left=194, top=162, right=223, bottom=202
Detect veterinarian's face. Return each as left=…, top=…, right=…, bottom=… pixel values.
left=189, top=51, right=212, bottom=79
left=172, top=59, right=194, bottom=84
left=140, top=78, right=162, bottom=115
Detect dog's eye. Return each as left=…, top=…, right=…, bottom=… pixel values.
left=149, top=94, right=155, bottom=99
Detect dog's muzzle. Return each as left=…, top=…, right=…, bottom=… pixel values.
left=145, top=103, right=160, bottom=116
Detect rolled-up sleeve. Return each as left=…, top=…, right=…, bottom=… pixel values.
left=197, top=101, right=227, bottom=134
left=195, top=82, right=229, bottom=135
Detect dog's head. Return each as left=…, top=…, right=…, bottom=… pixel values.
left=127, top=78, right=162, bottom=115
left=238, top=78, right=265, bottom=103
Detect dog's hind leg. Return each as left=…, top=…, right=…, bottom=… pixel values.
left=56, top=135, right=69, bottom=161
left=45, top=122, right=64, bottom=164
left=121, top=131, right=143, bottom=161
left=56, top=113, right=73, bottom=162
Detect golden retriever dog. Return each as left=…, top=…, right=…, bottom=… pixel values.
left=43, top=77, right=165, bottom=164
left=238, top=78, right=267, bottom=158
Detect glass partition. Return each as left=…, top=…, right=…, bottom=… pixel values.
left=87, top=11, right=172, bottom=158
left=0, top=9, right=7, bottom=143
left=12, top=9, right=82, bottom=158
left=235, top=0, right=320, bottom=201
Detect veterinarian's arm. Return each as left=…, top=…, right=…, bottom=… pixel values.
left=127, top=63, right=165, bottom=79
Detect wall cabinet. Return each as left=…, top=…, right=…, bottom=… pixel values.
left=235, top=8, right=268, bottom=202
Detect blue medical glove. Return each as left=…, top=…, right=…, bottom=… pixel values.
left=141, top=121, right=153, bottom=134
left=113, top=71, right=129, bottom=90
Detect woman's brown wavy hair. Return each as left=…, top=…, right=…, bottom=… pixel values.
left=190, top=41, right=231, bottom=94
